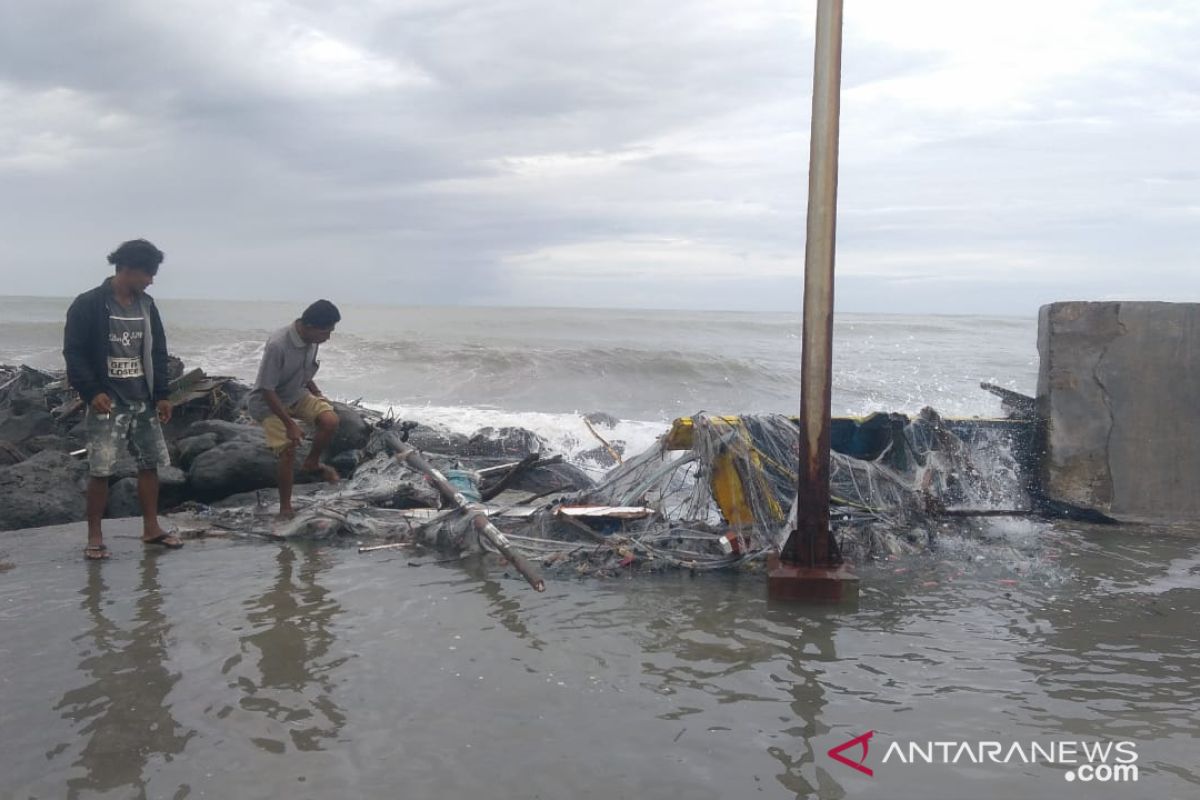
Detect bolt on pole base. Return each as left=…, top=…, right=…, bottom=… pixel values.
left=767, top=554, right=859, bottom=604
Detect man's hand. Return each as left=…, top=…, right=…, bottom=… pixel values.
left=91, top=393, right=113, bottom=415
left=156, top=399, right=173, bottom=424
left=286, top=421, right=305, bottom=445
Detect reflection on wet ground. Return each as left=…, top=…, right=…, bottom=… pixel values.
left=54, top=554, right=191, bottom=798
left=0, top=517, right=1197, bottom=799
left=234, top=546, right=347, bottom=755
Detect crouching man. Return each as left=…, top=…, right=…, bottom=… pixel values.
left=248, top=300, right=342, bottom=517
left=64, top=238, right=182, bottom=559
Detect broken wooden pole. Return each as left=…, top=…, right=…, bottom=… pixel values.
left=394, top=445, right=546, bottom=592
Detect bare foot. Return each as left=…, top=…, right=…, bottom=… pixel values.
left=277, top=507, right=296, bottom=520
left=301, top=462, right=340, bottom=484
left=84, top=543, right=110, bottom=560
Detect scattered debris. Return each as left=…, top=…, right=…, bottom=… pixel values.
left=4, top=358, right=1082, bottom=594
left=174, top=409, right=1041, bottom=587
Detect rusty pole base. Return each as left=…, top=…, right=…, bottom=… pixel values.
left=767, top=554, right=859, bottom=604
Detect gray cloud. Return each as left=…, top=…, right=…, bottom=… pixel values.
left=0, top=0, right=1196, bottom=312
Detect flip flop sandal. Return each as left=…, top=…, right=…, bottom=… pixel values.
left=84, top=544, right=110, bottom=560
left=143, top=534, right=184, bottom=549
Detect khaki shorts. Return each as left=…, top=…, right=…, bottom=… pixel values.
left=261, top=392, right=335, bottom=453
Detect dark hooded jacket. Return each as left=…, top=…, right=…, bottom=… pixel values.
left=63, top=277, right=170, bottom=404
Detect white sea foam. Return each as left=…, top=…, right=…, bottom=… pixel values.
left=359, top=401, right=670, bottom=473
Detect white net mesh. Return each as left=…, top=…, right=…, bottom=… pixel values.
left=179, top=410, right=1033, bottom=578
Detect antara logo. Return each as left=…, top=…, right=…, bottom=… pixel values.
left=827, top=731, right=874, bottom=777
left=825, top=731, right=1139, bottom=784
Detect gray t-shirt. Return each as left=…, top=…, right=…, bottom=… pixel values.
left=247, top=323, right=320, bottom=420
left=105, top=295, right=150, bottom=405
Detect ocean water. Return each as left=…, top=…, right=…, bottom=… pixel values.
left=0, top=295, right=1037, bottom=459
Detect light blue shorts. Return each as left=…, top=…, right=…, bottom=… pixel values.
left=85, top=402, right=171, bottom=478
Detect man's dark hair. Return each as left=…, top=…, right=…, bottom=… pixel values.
left=301, top=299, right=341, bottom=329
left=107, top=239, right=164, bottom=275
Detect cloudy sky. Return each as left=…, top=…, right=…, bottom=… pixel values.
left=0, top=0, right=1195, bottom=313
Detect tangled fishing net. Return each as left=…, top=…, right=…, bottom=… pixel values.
left=483, top=410, right=1030, bottom=576
left=182, top=410, right=1032, bottom=579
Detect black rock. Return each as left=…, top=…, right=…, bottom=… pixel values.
left=329, top=449, right=360, bottom=478
left=158, top=465, right=188, bottom=508
left=219, top=380, right=250, bottom=410
left=465, top=426, right=547, bottom=458
left=21, top=434, right=70, bottom=455
left=105, top=477, right=141, bottom=518
left=182, top=419, right=266, bottom=445
left=328, top=402, right=370, bottom=457
left=584, top=411, right=620, bottom=429
left=166, top=355, right=186, bottom=382
left=0, top=440, right=26, bottom=467
left=109, top=453, right=186, bottom=481
left=399, top=426, right=469, bottom=456
left=510, top=461, right=595, bottom=494
left=177, top=433, right=220, bottom=469
left=160, top=464, right=186, bottom=482
left=187, top=439, right=281, bottom=502
left=107, top=465, right=189, bottom=516
left=578, top=441, right=626, bottom=468
left=182, top=407, right=367, bottom=460
left=5, top=386, right=49, bottom=415
left=0, top=409, right=55, bottom=445
left=0, top=450, right=87, bottom=531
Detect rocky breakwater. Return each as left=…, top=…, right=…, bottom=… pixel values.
left=0, top=362, right=596, bottom=532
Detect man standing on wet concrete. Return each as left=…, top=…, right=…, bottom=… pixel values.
left=64, top=239, right=183, bottom=560
left=247, top=300, right=342, bottom=518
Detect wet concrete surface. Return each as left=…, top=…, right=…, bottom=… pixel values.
left=0, top=516, right=1197, bottom=799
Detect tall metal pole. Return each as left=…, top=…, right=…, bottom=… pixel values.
left=770, top=0, right=856, bottom=601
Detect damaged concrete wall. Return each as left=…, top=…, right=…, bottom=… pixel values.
left=1038, top=302, right=1200, bottom=520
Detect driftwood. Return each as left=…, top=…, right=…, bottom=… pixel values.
left=582, top=417, right=623, bottom=465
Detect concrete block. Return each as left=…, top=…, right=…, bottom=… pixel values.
left=1038, top=301, right=1200, bottom=520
